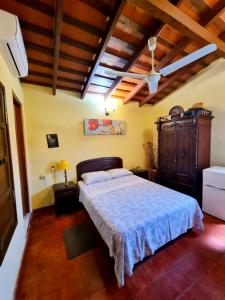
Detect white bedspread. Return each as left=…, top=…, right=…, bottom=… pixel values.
left=78, top=175, right=203, bottom=286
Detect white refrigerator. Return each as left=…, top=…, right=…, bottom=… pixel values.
left=203, top=166, right=225, bottom=221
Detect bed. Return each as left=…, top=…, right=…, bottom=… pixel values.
left=76, top=157, right=203, bottom=287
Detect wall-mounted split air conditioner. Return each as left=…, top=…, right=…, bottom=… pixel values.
left=0, top=9, right=28, bottom=78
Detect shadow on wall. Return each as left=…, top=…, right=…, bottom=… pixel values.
left=32, top=188, right=54, bottom=210
left=143, top=129, right=153, bottom=144
left=142, top=129, right=158, bottom=167
left=32, top=161, right=66, bottom=209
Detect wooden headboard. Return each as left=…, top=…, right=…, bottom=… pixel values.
left=76, top=157, right=123, bottom=181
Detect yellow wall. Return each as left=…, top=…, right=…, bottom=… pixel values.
left=0, top=54, right=29, bottom=300
left=148, top=58, right=225, bottom=167
left=23, top=58, right=225, bottom=210
left=22, top=84, right=152, bottom=209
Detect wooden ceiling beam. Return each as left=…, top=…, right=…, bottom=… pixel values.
left=21, top=79, right=52, bottom=88
left=103, top=52, right=128, bottom=67
left=81, top=0, right=126, bottom=99
left=220, top=31, right=225, bottom=41
left=58, top=66, right=88, bottom=77
left=57, top=77, right=83, bottom=85
left=29, top=71, right=84, bottom=85
left=16, top=0, right=103, bottom=37
left=79, top=0, right=112, bottom=16
left=123, top=80, right=147, bottom=103
left=124, top=0, right=225, bottom=104
left=28, top=58, right=52, bottom=68
left=95, top=74, right=115, bottom=81
left=57, top=85, right=81, bottom=93
left=28, top=58, right=88, bottom=77
left=117, top=15, right=145, bottom=40
left=29, top=71, right=52, bottom=79
left=105, top=48, right=131, bottom=61
left=90, top=83, right=111, bottom=89
left=99, top=63, right=123, bottom=72
left=60, top=51, right=90, bottom=66
left=25, top=41, right=52, bottom=55
left=129, top=0, right=225, bottom=56
left=52, top=0, right=63, bottom=95
left=62, top=15, right=102, bottom=38
left=20, top=21, right=96, bottom=54
left=61, top=36, right=95, bottom=54
left=21, top=79, right=81, bottom=93
left=109, top=36, right=136, bottom=52
left=199, top=0, right=225, bottom=26
left=25, top=42, right=91, bottom=66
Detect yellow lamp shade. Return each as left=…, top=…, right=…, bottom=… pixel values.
left=59, top=160, right=70, bottom=170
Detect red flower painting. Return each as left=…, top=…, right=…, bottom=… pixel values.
left=88, top=119, right=99, bottom=131
left=84, top=119, right=125, bottom=135
left=103, top=119, right=112, bottom=126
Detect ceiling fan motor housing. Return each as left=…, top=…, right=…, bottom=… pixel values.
left=145, top=73, right=161, bottom=94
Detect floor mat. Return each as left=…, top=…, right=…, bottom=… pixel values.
left=63, top=223, right=99, bottom=259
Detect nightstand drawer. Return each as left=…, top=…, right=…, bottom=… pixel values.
left=56, top=190, right=76, bottom=198
left=53, top=181, right=79, bottom=215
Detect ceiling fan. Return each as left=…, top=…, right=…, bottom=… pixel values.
left=105, top=37, right=217, bottom=94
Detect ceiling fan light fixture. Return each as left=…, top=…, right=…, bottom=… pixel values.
left=145, top=73, right=160, bottom=94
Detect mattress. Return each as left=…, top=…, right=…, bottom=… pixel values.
left=78, top=175, right=203, bottom=286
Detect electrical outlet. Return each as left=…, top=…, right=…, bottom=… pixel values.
left=39, top=174, right=46, bottom=180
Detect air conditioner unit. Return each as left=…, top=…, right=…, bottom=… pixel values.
left=0, top=9, right=28, bottom=78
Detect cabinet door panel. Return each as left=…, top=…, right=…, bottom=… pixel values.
left=175, top=128, right=195, bottom=185
left=159, top=129, right=176, bottom=175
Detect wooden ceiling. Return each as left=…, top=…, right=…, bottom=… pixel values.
left=0, top=0, right=225, bottom=105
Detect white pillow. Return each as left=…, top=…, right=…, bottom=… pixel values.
left=81, top=171, right=110, bottom=185
left=107, top=168, right=132, bottom=179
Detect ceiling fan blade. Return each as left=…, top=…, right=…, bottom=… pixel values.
left=159, top=44, right=217, bottom=77
left=104, top=69, right=146, bottom=79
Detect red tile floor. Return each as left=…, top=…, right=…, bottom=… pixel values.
left=15, top=207, right=225, bottom=300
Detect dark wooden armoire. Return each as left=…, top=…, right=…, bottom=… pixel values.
left=156, top=110, right=213, bottom=206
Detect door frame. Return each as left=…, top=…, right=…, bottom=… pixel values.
left=13, top=92, right=30, bottom=214
left=0, top=81, right=17, bottom=265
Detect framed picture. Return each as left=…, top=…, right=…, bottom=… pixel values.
left=46, top=134, right=59, bottom=148
left=84, top=119, right=125, bottom=136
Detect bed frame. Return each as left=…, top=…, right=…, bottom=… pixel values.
left=76, top=157, right=123, bottom=181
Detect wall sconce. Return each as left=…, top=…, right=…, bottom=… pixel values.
left=104, top=97, right=118, bottom=116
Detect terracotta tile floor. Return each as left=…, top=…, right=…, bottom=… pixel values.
left=15, top=207, right=225, bottom=300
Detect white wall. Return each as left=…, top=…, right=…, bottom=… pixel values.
left=0, top=53, right=29, bottom=300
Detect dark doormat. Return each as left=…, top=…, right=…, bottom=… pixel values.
left=63, top=223, right=100, bottom=260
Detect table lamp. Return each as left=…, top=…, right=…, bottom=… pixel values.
left=59, top=160, right=70, bottom=186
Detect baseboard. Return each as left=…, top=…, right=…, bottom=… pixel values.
left=32, top=204, right=55, bottom=217
left=12, top=213, right=33, bottom=300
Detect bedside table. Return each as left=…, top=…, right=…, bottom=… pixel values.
left=130, top=169, right=148, bottom=180
left=53, top=181, right=79, bottom=215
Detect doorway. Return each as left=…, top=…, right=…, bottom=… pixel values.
left=0, top=83, right=17, bottom=265
left=13, top=95, right=29, bottom=215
